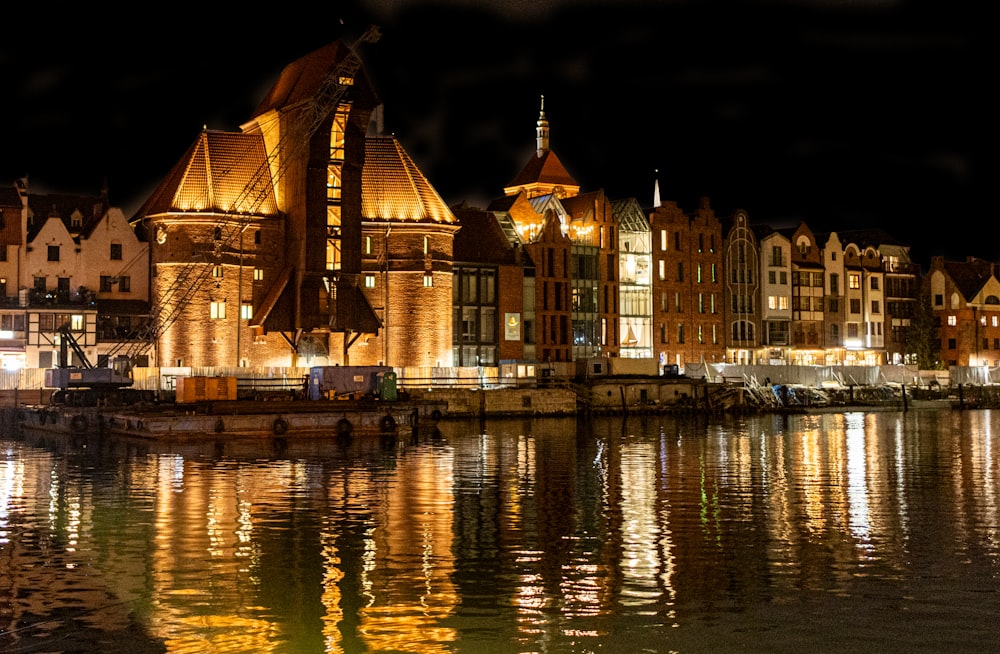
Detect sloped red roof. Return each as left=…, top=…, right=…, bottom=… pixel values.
left=249, top=39, right=379, bottom=120
left=362, top=136, right=456, bottom=223
left=135, top=130, right=278, bottom=217
left=507, top=149, right=578, bottom=190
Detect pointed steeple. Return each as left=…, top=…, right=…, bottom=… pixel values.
left=535, top=94, right=549, bottom=157
left=653, top=169, right=661, bottom=208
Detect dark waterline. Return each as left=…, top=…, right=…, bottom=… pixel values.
left=1, top=409, right=998, bottom=653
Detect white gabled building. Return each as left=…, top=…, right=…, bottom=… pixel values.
left=0, top=180, right=149, bottom=370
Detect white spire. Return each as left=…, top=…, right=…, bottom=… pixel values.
left=535, top=94, right=549, bottom=156
left=653, top=169, right=661, bottom=208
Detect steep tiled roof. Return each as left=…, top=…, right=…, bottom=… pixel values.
left=0, top=185, right=21, bottom=207
left=135, top=130, right=278, bottom=217
left=506, top=150, right=579, bottom=191
left=26, top=191, right=107, bottom=241
left=452, top=204, right=519, bottom=264
left=362, top=136, right=456, bottom=223
left=485, top=195, right=517, bottom=213
left=944, top=258, right=996, bottom=301
left=249, top=39, right=379, bottom=122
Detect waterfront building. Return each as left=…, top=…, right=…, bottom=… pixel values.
left=835, top=229, right=920, bottom=365
left=0, top=179, right=148, bottom=370
left=450, top=203, right=526, bottom=367
left=757, top=225, right=792, bottom=364
left=650, top=197, right=724, bottom=368
left=820, top=231, right=847, bottom=363
left=134, top=37, right=455, bottom=369
left=836, top=231, right=887, bottom=365
left=788, top=222, right=826, bottom=364
left=491, top=96, right=621, bottom=364
left=613, top=197, right=652, bottom=360
left=925, top=256, right=1000, bottom=367
left=722, top=209, right=760, bottom=364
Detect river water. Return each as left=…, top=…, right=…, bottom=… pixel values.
left=1, top=408, right=997, bottom=653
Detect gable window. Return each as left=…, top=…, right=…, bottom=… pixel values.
left=110, top=243, right=122, bottom=260
left=47, top=245, right=60, bottom=262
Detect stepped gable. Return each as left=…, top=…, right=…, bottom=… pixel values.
left=134, top=129, right=278, bottom=218
left=362, top=135, right=456, bottom=223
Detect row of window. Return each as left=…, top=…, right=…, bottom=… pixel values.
left=943, top=314, right=1000, bottom=327
left=656, top=322, right=720, bottom=345
left=39, top=243, right=125, bottom=262
left=25, top=275, right=132, bottom=294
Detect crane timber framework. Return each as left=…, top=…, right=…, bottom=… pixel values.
left=105, top=24, right=382, bottom=364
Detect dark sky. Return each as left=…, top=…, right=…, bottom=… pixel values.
left=3, top=1, right=989, bottom=269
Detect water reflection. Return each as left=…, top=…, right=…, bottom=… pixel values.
left=1, top=409, right=998, bottom=653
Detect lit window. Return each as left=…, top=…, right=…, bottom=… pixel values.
left=365, top=236, right=372, bottom=254
left=210, top=301, right=227, bottom=319
left=364, top=275, right=375, bottom=288
left=849, top=274, right=860, bottom=289
left=423, top=274, right=434, bottom=287
left=947, top=315, right=956, bottom=326
left=71, top=314, right=83, bottom=330
left=241, top=303, right=253, bottom=320
left=423, top=236, right=429, bottom=255
left=253, top=268, right=264, bottom=281
left=993, top=316, right=998, bottom=327
left=213, top=266, right=223, bottom=278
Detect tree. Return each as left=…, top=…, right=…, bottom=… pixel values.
left=905, top=292, right=941, bottom=370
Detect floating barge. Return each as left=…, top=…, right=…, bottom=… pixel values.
left=14, top=397, right=448, bottom=445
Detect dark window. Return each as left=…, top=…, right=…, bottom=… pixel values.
left=47, top=245, right=59, bottom=261
left=110, top=243, right=122, bottom=260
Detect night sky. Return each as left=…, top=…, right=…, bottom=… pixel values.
left=3, top=0, right=989, bottom=269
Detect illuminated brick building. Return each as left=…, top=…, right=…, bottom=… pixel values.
left=135, top=36, right=456, bottom=369
left=925, top=256, right=1000, bottom=367
left=488, top=97, right=621, bottom=364
left=451, top=203, right=526, bottom=367
left=650, top=197, right=724, bottom=368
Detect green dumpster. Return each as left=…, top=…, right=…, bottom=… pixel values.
left=377, top=371, right=398, bottom=401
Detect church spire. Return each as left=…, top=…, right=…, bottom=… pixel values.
left=535, top=94, right=549, bottom=157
